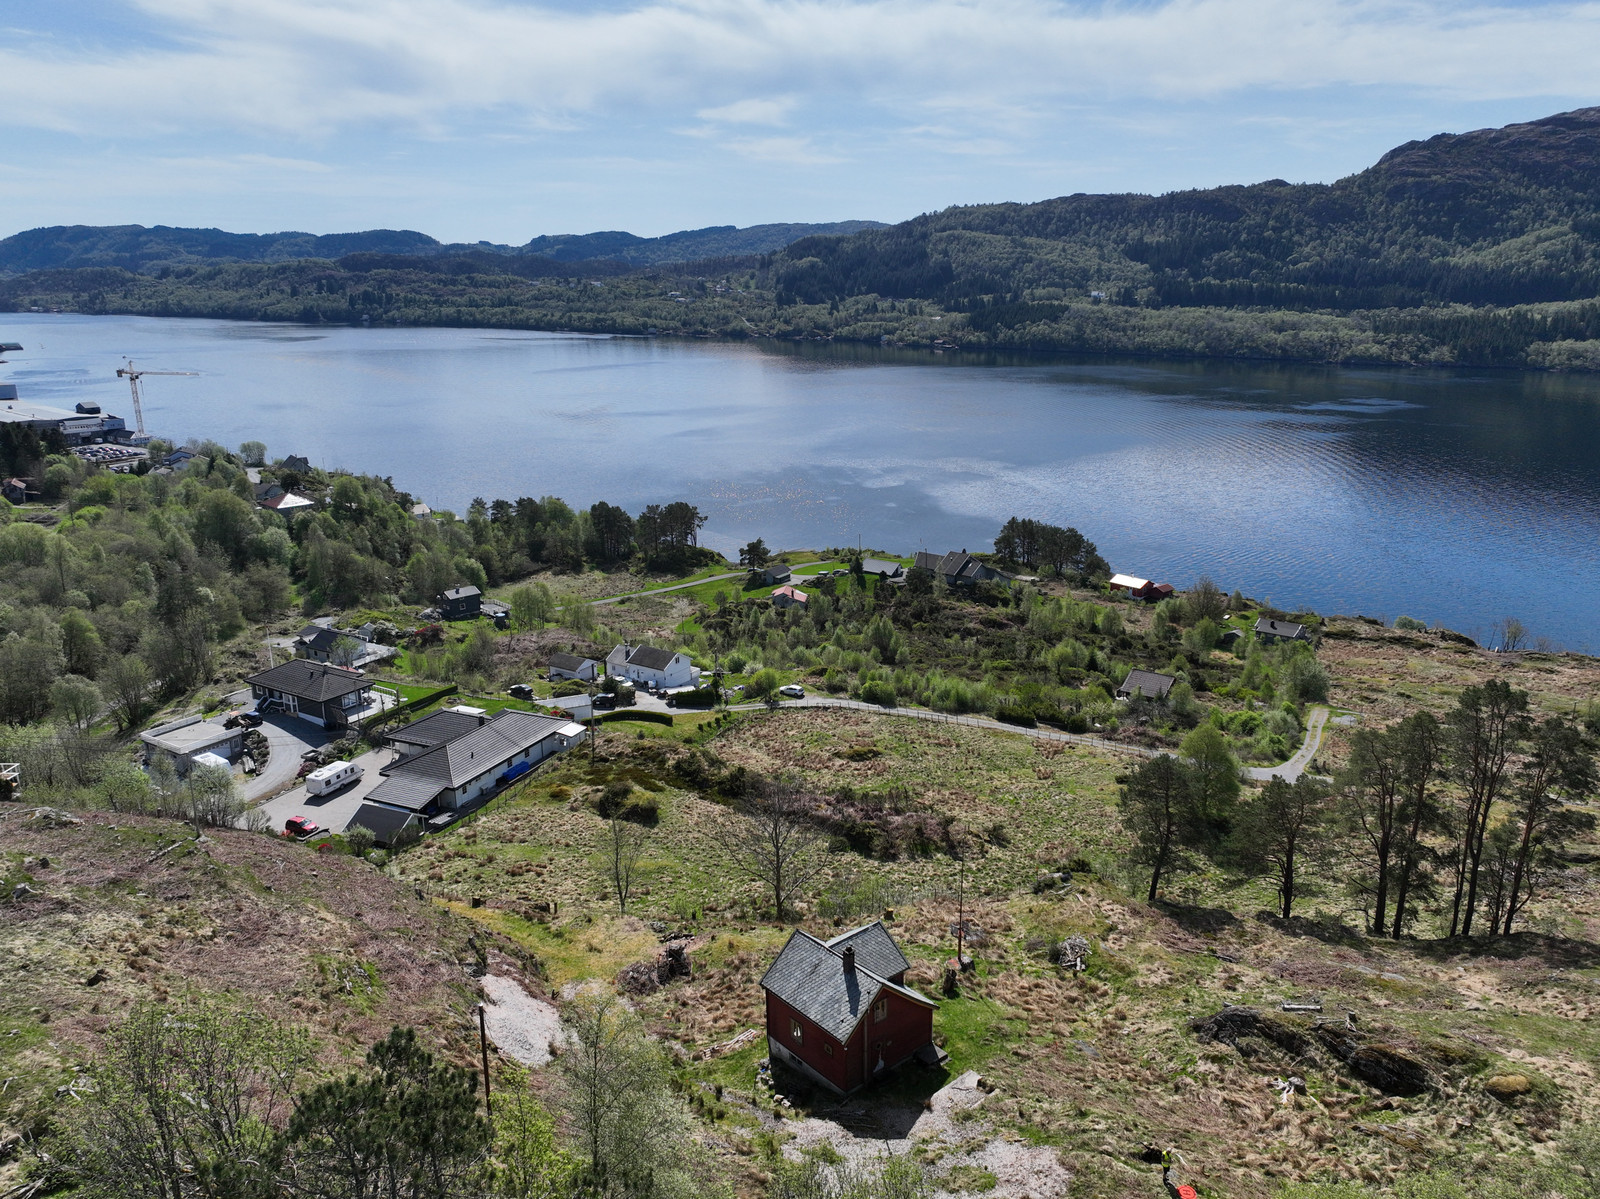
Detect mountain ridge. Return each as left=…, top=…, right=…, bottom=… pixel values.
left=0, top=219, right=888, bottom=277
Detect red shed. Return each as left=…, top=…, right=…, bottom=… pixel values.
left=760, top=922, right=939, bottom=1095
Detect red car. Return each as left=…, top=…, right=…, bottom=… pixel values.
left=285, top=815, right=320, bottom=838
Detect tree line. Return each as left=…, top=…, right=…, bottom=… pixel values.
left=1120, top=679, right=1597, bottom=936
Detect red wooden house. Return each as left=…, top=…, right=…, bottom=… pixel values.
left=760, top=921, right=940, bottom=1095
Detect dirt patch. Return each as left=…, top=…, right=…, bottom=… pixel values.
left=481, top=974, right=564, bottom=1066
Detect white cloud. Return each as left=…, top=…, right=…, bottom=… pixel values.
left=4, top=0, right=1599, bottom=142
left=697, top=96, right=797, bottom=125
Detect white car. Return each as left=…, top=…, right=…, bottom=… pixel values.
left=778, top=684, right=806, bottom=699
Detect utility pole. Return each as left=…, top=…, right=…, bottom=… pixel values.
left=956, top=853, right=966, bottom=966
left=478, top=1002, right=493, bottom=1124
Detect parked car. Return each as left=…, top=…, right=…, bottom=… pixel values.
left=778, top=684, right=806, bottom=698
left=592, top=693, right=618, bottom=711
left=285, top=815, right=320, bottom=838
left=508, top=683, right=534, bottom=700
left=223, top=709, right=264, bottom=729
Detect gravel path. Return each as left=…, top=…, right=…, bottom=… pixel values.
left=1243, top=704, right=1331, bottom=783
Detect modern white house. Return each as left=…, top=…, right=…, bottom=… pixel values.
left=605, top=643, right=700, bottom=689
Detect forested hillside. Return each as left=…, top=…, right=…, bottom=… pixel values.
left=12, top=108, right=1600, bottom=368
left=0, top=220, right=884, bottom=275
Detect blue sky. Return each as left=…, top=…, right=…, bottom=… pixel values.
left=2, top=0, right=1599, bottom=243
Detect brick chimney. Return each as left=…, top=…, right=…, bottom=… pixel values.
left=842, top=945, right=855, bottom=972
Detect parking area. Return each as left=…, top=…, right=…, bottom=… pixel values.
left=242, top=713, right=331, bottom=802
left=250, top=745, right=398, bottom=838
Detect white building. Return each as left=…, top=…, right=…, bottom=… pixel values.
left=605, top=643, right=700, bottom=689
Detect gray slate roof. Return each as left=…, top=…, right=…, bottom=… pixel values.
left=387, top=709, right=488, bottom=752
left=1118, top=668, right=1177, bottom=699
left=626, top=645, right=679, bottom=672
left=380, top=708, right=569, bottom=791
left=442, top=586, right=482, bottom=602
left=827, top=921, right=911, bottom=979
left=1255, top=617, right=1307, bottom=639
left=348, top=802, right=419, bottom=844
left=548, top=652, right=594, bottom=673
left=859, top=558, right=903, bottom=578
left=760, top=922, right=932, bottom=1044
left=245, top=659, right=369, bottom=703
left=364, top=775, right=445, bottom=813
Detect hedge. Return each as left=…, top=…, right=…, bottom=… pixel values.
left=596, top=710, right=674, bottom=727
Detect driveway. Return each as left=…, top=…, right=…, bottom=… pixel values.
left=1244, top=705, right=1331, bottom=783
left=250, top=746, right=398, bottom=837
left=243, top=713, right=330, bottom=803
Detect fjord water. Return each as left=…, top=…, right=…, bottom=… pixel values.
left=8, top=312, right=1600, bottom=651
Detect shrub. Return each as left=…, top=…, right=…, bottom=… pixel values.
left=1394, top=614, right=1427, bottom=631
left=858, top=680, right=898, bottom=707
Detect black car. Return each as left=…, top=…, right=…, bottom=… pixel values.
left=508, top=684, right=534, bottom=700
left=592, top=693, right=618, bottom=711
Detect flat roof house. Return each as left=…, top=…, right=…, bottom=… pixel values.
left=140, top=716, right=243, bottom=775
left=244, top=660, right=372, bottom=731
left=761, top=921, right=939, bottom=1095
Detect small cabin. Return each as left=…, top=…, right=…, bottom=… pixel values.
left=438, top=586, right=483, bottom=621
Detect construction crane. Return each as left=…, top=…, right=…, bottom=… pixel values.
left=116, top=360, right=197, bottom=438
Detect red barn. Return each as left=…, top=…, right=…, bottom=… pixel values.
left=760, top=922, right=939, bottom=1095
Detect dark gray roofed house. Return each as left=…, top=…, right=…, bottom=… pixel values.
left=347, top=803, right=421, bottom=848
left=1116, top=668, right=1177, bottom=700
left=369, top=709, right=586, bottom=817
left=924, top=550, right=1014, bottom=588
left=296, top=625, right=358, bottom=664
left=438, top=586, right=483, bottom=621
left=760, top=564, right=792, bottom=585
left=760, top=921, right=937, bottom=1094
left=627, top=646, right=677, bottom=672
left=244, top=660, right=372, bottom=730
left=548, top=652, right=600, bottom=682
left=1254, top=617, right=1309, bottom=643
left=280, top=455, right=311, bottom=473
left=859, top=558, right=904, bottom=580
left=385, top=708, right=492, bottom=757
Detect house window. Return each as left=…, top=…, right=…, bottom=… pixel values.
left=823, top=1042, right=833, bottom=1057
left=790, top=1019, right=803, bottom=1043
left=874, top=998, right=888, bottom=1023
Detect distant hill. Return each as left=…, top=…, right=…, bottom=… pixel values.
left=0, top=219, right=886, bottom=276
left=0, top=225, right=445, bottom=275
left=771, top=107, right=1600, bottom=316
left=13, top=110, right=1600, bottom=368
left=519, top=221, right=886, bottom=265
